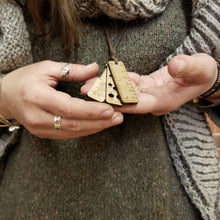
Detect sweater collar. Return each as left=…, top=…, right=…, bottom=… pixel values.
left=74, top=0, right=170, bottom=20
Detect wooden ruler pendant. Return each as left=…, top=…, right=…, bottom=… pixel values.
left=88, top=61, right=138, bottom=106
left=108, top=61, right=138, bottom=104
left=87, top=67, right=106, bottom=102
left=105, top=65, right=122, bottom=106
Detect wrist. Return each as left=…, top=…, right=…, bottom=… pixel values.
left=0, top=73, right=20, bottom=131
left=193, top=58, right=220, bottom=104
left=204, top=89, right=220, bottom=103
left=0, top=73, right=15, bottom=119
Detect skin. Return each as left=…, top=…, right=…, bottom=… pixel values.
left=0, top=53, right=218, bottom=139
left=0, top=61, right=123, bottom=139
left=81, top=53, right=218, bottom=115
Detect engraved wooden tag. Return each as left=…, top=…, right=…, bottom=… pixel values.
left=108, top=61, right=138, bottom=103
left=105, top=66, right=122, bottom=106
left=87, top=68, right=106, bottom=102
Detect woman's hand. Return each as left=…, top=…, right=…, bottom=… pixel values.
left=81, top=53, right=218, bottom=115
left=0, top=61, right=123, bottom=139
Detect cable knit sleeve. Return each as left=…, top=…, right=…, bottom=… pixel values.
left=162, top=1, right=220, bottom=219
left=164, top=0, right=220, bottom=60
left=163, top=0, right=220, bottom=118
left=0, top=0, right=32, bottom=178
left=0, top=0, right=32, bottom=73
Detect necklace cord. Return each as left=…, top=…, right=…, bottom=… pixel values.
left=104, top=25, right=127, bottom=63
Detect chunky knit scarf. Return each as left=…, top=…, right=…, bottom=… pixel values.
left=0, top=0, right=220, bottom=219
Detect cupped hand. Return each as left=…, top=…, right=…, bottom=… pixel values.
left=81, top=53, right=218, bottom=115
left=0, top=61, right=123, bottom=139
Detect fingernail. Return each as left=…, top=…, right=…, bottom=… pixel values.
left=176, top=59, right=186, bottom=76
left=112, top=113, right=123, bottom=125
left=101, top=109, right=113, bottom=118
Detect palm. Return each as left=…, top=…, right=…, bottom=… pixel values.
left=81, top=54, right=217, bottom=115
left=118, top=67, right=194, bottom=115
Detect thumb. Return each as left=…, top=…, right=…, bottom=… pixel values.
left=168, top=54, right=217, bottom=88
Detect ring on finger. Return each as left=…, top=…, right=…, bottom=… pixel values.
left=54, top=115, right=62, bottom=130
left=61, top=63, right=70, bottom=80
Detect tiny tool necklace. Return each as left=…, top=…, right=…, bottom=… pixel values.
left=88, top=25, right=138, bottom=106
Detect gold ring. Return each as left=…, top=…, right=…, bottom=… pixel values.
left=54, top=115, right=62, bottom=130
left=61, top=64, right=70, bottom=80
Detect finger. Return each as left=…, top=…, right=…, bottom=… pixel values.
left=38, top=87, right=116, bottom=119
left=23, top=110, right=104, bottom=139
left=61, top=111, right=123, bottom=131
left=80, top=77, right=97, bottom=95
left=43, top=61, right=99, bottom=82
left=127, top=72, right=140, bottom=85
left=113, top=92, right=155, bottom=114
left=30, top=110, right=123, bottom=130
left=28, top=112, right=123, bottom=139
left=84, top=77, right=98, bottom=85
left=168, top=54, right=217, bottom=89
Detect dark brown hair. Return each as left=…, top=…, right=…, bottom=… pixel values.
left=26, top=0, right=82, bottom=50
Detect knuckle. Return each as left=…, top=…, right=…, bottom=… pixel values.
left=41, top=60, right=54, bottom=67
left=69, top=120, right=81, bottom=132
left=58, top=104, right=70, bottom=117
left=40, top=60, right=57, bottom=73
left=22, top=112, right=41, bottom=128
left=87, top=110, right=97, bottom=118
left=20, top=86, right=40, bottom=105
left=72, top=64, right=84, bottom=73
left=57, top=96, right=75, bottom=118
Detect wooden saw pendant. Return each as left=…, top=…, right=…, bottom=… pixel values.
left=88, top=61, right=138, bottom=106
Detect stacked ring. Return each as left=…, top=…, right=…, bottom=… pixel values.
left=54, top=115, right=62, bottom=130
left=61, top=64, right=70, bottom=80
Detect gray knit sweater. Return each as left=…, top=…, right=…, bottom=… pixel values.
left=0, top=0, right=220, bottom=219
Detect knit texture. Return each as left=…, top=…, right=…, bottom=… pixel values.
left=0, top=0, right=32, bottom=72
left=74, top=0, right=169, bottom=20
left=164, top=104, right=220, bottom=220
left=162, top=1, right=220, bottom=219
left=0, top=128, right=21, bottom=181
left=0, top=0, right=220, bottom=219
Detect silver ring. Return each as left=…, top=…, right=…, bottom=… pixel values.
left=61, top=64, right=70, bottom=80
left=54, top=115, right=62, bottom=130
